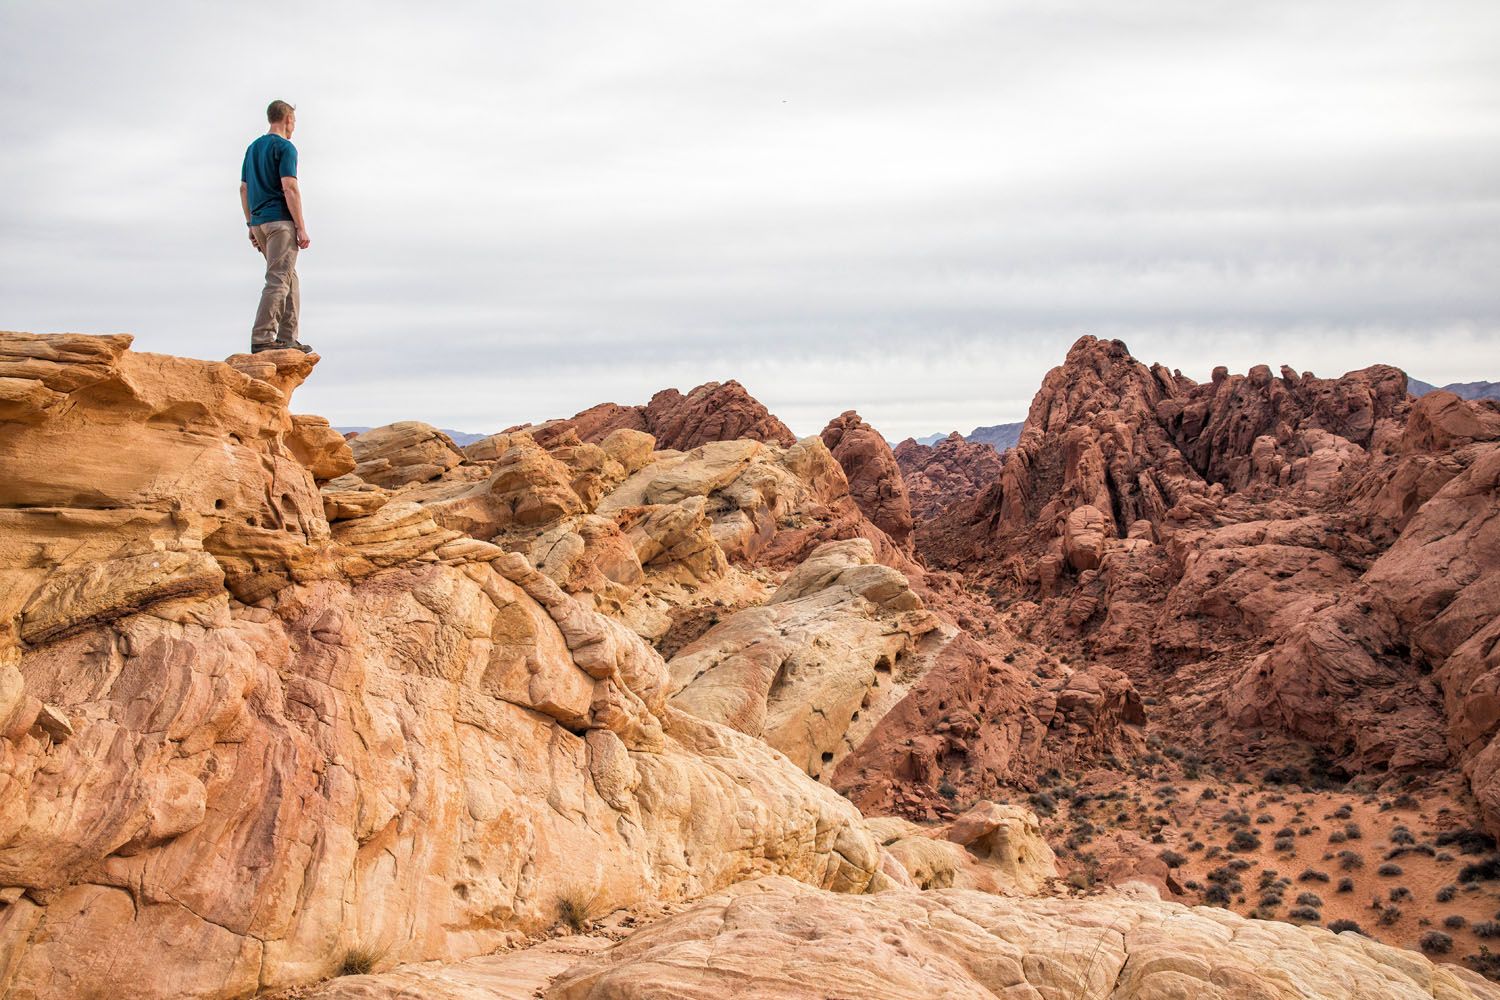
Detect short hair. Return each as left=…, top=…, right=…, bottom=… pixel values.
left=266, top=100, right=296, bottom=124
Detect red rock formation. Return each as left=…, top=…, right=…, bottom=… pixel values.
left=894, top=432, right=1004, bottom=520
left=819, top=410, right=914, bottom=549
left=545, top=380, right=797, bottom=452
left=907, top=334, right=1500, bottom=838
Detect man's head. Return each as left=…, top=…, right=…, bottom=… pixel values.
left=266, top=100, right=296, bottom=137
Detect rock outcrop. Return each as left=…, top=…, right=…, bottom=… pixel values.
left=819, top=410, right=914, bottom=549
left=556, top=380, right=796, bottom=452
left=908, top=334, right=1500, bottom=840
left=0, top=333, right=884, bottom=999
left=894, top=431, right=1005, bottom=519
left=544, top=877, right=1500, bottom=1000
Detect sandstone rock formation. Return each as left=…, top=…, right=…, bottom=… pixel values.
left=669, top=538, right=933, bottom=780
left=347, top=420, right=465, bottom=487
left=544, top=877, right=1500, bottom=999
left=894, top=431, right=1005, bottom=519
left=0, top=333, right=884, bottom=999
left=554, top=379, right=796, bottom=452
left=908, top=334, right=1500, bottom=843
left=8, top=328, right=1500, bottom=998
left=819, top=410, right=914, bottom=549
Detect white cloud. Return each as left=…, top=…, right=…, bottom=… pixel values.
left=2, top=0, right=1497, bottom=440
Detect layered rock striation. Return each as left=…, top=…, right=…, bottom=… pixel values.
left=0, top=334, right=885, bottom=999
left=908, top=334, right=1500, bottom=837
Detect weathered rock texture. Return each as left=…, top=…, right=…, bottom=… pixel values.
left=819, top=410, right=914, bottom=549
left=0, top=334, right=885, bottom=1000
left=894, top=431, right=1005, bottom=519
left=545, top=877, right=1500, bottom=1000
left=554, top=380, right=797, bottom=452
left=909, top=334, right=1500, bottom=837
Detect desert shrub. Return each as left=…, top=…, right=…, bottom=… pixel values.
left=1274, top=827, right=1295, bottom=839
left=1435, top=829, right=1497, bottom=856
left=1473, top=921, right=1500, bottom=939
left=1264, top=767, right=1304, bottom=785
left=1377, top=863, right=1403, bottom=877
left=1458, top=857, right=1500, bottom=884
left=1389, top=826, right=1415, bottom=845
left=1259, top=893, right=1283, bottom=908
left=1333, top=804, right=1353, bottom=819
left=1288, top=906, right=1321, bottom=922
left=1328, top=919, right=1363, bottom=935
left=1159, top=850, right=1187, bottom=869
left=1207, top=866, right=1243, bottom=889
left=1345, top=822, right=1363, bottom=840
left=1274, top=835, right=1295, bottom=852
left=1221, top=809, right=1252, bottom=828
left=1420, top=931, right=1453, bottom=955
left=1029, top=791, right=1057, bottom=816
left=1389, top=886, right=1412, bottom=902
left=1385, top=844, right=1436, bottom=861
left=1393, top=793, right=1419, bottom=810
left=1379, top=906, right=1403, bottom=926
left=1337, top=850, right=1364, bottom=870
left=1298, top=868, right=1331, bottom=883
left=1437, top=851, right=1455, bottom=862
left=1464, top=946, right=1500, bottom=981
left=1203, top=884, right=1232, bottom=906
left=1328, top=830, right=1347, bottom=844
left=338, top=948, right=381, bottom=977
left=1446, top=915, right=1468, bottom=930
left=1337, top=877, right=1355, bottom=893
left=1437, top=884, right=1457, bottom=903
left=1200, top=788, right=1218, bottom=800
left=1296, top=892, right=1323, bottom=907
left=1229, top=830, right=1261, bottom=852
left=557, top=884, right=598, bottom=932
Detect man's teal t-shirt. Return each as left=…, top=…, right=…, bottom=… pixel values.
left=241, top=134, right=298, bottom=225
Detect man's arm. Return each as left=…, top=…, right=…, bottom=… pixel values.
left=240, top=182, right=257, bottom=248
left=281, top=177, right=310, bottom=249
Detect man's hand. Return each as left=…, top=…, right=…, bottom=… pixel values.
left=248, top=228, right=261, bottom=251
left=296, top=228, right=311, bottom=250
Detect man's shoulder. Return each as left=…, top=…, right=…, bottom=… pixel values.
left=247, top=134, right=295, bottom=153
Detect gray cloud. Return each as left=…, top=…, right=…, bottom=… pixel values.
left=2, top=0, right=1497, bottom=439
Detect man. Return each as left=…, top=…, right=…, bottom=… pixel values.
left=240, top=100, right=313, bottom=354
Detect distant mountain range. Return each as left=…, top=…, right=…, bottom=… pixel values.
left=904, top=421, right=1024, bottom=452
left=336, top=426, right=487, bottom=446
left=1407, top=378, right=1500, bottom=401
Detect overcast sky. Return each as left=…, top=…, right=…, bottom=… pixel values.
left=2, top=1, right=1497, bottom=439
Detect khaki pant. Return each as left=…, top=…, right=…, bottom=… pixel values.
left=251, top=220, right=299, bottom=345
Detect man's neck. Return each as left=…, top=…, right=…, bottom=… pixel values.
left=268, top=125, right=292, bottom=139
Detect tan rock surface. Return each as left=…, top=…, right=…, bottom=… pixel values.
left=668, top=539, right=935, bottom=780
left=0, top=334, right=884, bottom=1000
left=348, top=421, right=465, bottom=487
left=546, top=876, right=1500, bottom=999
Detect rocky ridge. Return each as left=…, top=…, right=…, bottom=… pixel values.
left=3, top=330, right=1498, bottom=997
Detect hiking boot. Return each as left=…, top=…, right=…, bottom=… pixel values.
left=251, top=340, right=314, bottom=354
